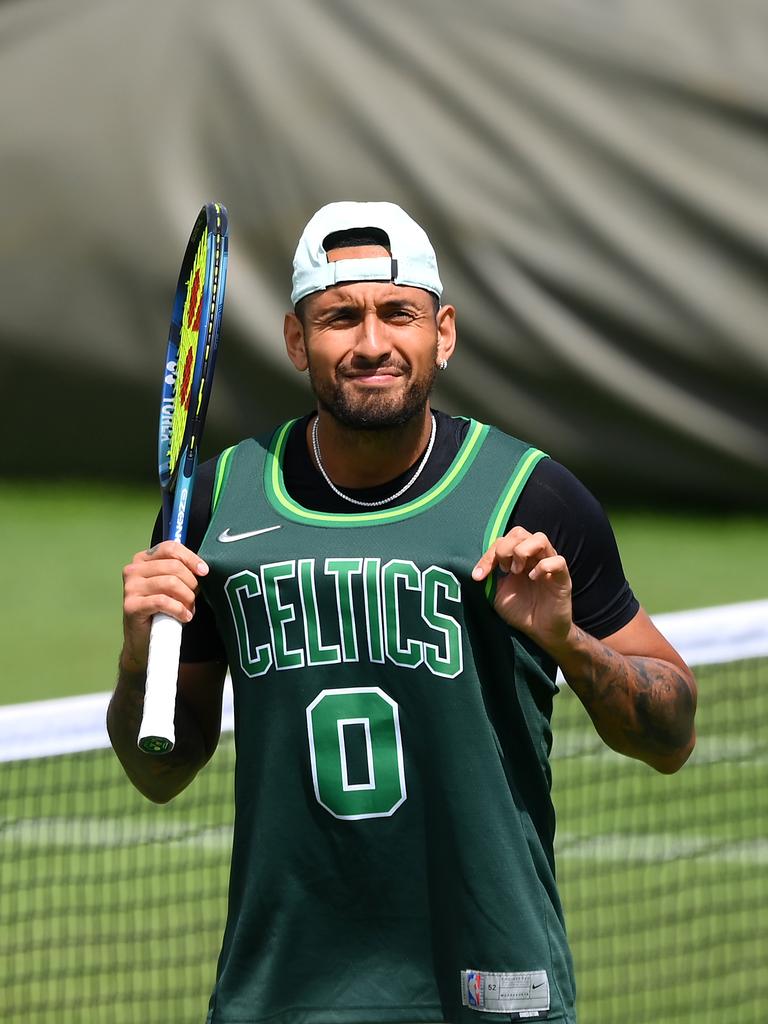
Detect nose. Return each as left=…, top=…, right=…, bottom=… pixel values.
left=352, top=311, right=390, bottom=362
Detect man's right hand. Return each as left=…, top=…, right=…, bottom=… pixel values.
left=121, top=541, right=209, bottom=672
left=110, top=542, right=224, bottom=803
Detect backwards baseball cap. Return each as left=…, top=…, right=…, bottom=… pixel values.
left=291, top=201, right=443, bottom=306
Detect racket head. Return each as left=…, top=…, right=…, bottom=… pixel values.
left=158, top=202, right=229, bottom=540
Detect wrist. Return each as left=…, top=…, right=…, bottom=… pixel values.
left=118, top=648, right=148, bottom=677
left=541, top=622, right=589, bottom=670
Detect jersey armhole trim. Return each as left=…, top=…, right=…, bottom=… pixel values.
left=482, top=447, right=549, bottom=604
left=199, top=445, right=237, bottom=552
left=211, top=446, right=236, bottom=515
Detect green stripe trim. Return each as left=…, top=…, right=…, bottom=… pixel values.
left=211, top=446, right=236, bottom=514
left=265, top=418, right=490, bottom=527
left=482, top=447, right=549, bottom=602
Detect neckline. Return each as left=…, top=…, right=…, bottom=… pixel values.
left=264, top=416, right=489, bottom=527
left=311, top=413, right=437, bottom=508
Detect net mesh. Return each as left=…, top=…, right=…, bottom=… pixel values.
left=553, top=655, right=767, bottom=1022
left=1, top=602, right=766, bottom=1024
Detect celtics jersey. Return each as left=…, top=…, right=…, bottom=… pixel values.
left=199, top=418, right=576, bottom=1024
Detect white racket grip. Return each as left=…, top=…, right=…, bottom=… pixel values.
left=138, top=613, right=183, bottom=753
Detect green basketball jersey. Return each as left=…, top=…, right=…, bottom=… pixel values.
left=199, top=418, right=576, bottom=1024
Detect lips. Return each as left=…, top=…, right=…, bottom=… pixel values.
left=340, top=367, right=406, bottom=380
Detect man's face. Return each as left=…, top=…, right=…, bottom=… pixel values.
left=292, top=245, right=448, bottom=430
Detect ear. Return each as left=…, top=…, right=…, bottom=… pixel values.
left=284, top=312, right=308, bottom=371
left=435, top=304, right=457, bottom=366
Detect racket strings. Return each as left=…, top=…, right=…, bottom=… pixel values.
left=194, top=219, right=224, bottom=421
left=164, top=207, right=225, bottom=481
left=168, top=229, right=209, bottom=473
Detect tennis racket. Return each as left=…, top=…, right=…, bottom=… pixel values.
left=137, top=202, right=229, bottom=754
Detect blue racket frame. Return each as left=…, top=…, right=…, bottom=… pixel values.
left=159, top=202, right=229, bottom=543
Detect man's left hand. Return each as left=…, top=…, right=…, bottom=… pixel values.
left=472, top=526, right=574, bottom=653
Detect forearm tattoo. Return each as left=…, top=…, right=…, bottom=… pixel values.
left=564, top=627, right=696, bottom=758
left=625, top=655, right=696, bottom=751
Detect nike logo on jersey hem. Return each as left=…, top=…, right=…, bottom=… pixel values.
left=217, top=526, right=282, bottom=543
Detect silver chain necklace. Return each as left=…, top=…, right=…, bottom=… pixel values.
left=311, top=413, right=437, bottom=508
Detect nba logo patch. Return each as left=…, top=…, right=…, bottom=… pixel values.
left=461, top=968, right=550, bottom=1016
left=466, top=971, right=483, bottom=1008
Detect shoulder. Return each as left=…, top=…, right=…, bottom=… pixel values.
left=512, top=457, right=613, bottom=556
left=208, top=419, right=305, bottom=477
left=443, top=416, right=587, bottom=516
left=181, top=431, right=283, bottom=549
left=520, top=458, right=603, bottom=522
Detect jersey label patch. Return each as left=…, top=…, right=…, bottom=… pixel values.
left=461, top=970, right=550, bottom=1018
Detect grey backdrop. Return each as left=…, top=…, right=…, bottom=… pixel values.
left=2, top=0, right=766, bottom=506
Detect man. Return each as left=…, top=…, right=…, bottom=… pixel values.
left=109, top=201, right=697, bottom=1024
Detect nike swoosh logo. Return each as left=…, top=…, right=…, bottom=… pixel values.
left=217, top=525, right=282, bottom=543
left=531, top=982, right=546, bottom=990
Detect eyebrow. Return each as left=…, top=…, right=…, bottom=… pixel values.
left=315, top=293, right=424, bottom=315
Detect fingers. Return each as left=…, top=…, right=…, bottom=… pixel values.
left=527, top=553, right=569, bottom=582
left=121, top=542, right=209, bottom=673
left=123, top=542, right=209, bottom=625
left=472, top=528, right=559, bottom=581
left=136, top=540, right=208, bottom=577
left=123, top=573, right=195, bottom=623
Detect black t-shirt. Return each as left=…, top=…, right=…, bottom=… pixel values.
left=152, top=411, right=638, bottom=662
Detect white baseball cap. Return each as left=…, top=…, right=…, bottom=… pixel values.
left=291, top=201, right=443, bottom=306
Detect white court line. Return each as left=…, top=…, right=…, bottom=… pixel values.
left=1, top=599, right=766, bottom=763
left=555, top=833, right=768, bottom=865
left=0, top=817, right=232, bottom=851
left=551, top=730, right=768, bottom=765
left=0, top=676, right=235, bottom=763
left=2, top=818, right=766, bottom=865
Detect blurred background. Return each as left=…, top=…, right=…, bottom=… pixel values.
left=1, top=4, right=767, bottom=1021
left=2, top=0, right=766, bottom=706
left=3, top=0, right=766, bottom=504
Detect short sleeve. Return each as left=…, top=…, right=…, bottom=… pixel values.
left=509, top=459, right=640, bottom=639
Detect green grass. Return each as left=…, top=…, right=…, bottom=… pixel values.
left=552, top=660, right=768, bottom=1021
left=1, top=742, right=235, bottom=1024
left=0, top=483, right=765, bottom=705
left=0, top=483, right=156, bottom=706
left=608, top=510, right=768, bottom=613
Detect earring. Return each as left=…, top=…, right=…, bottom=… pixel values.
left=438, top=359, right=448, bottom=371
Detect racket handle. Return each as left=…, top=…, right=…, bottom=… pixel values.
left=138, top=613, right=183, bottom=754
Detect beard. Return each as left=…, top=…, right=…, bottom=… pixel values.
left=307, top=351, right=438, bottom=430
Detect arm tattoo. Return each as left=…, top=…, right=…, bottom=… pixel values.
left=563, top=627, right=696, bottom=762
left=626, top=655, right=696, bottom=752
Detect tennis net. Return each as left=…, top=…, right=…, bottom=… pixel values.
left=1, top=600, right=766, bottom=1023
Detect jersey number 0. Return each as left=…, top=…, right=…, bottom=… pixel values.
left=306, top=687, right=407, bottom=820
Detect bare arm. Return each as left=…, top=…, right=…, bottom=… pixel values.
left=547, top=610, right=696, bottom=773
left=107, top=541, right=227, bottom=803
left=473, top=527, right=697, bottom=773
left=107, top=658, right=226, bottom=802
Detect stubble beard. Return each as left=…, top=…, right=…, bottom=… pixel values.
left=307, top=352, right=438, bottom=431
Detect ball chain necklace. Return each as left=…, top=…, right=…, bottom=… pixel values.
left=311, top=413, right=437, bottom=508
